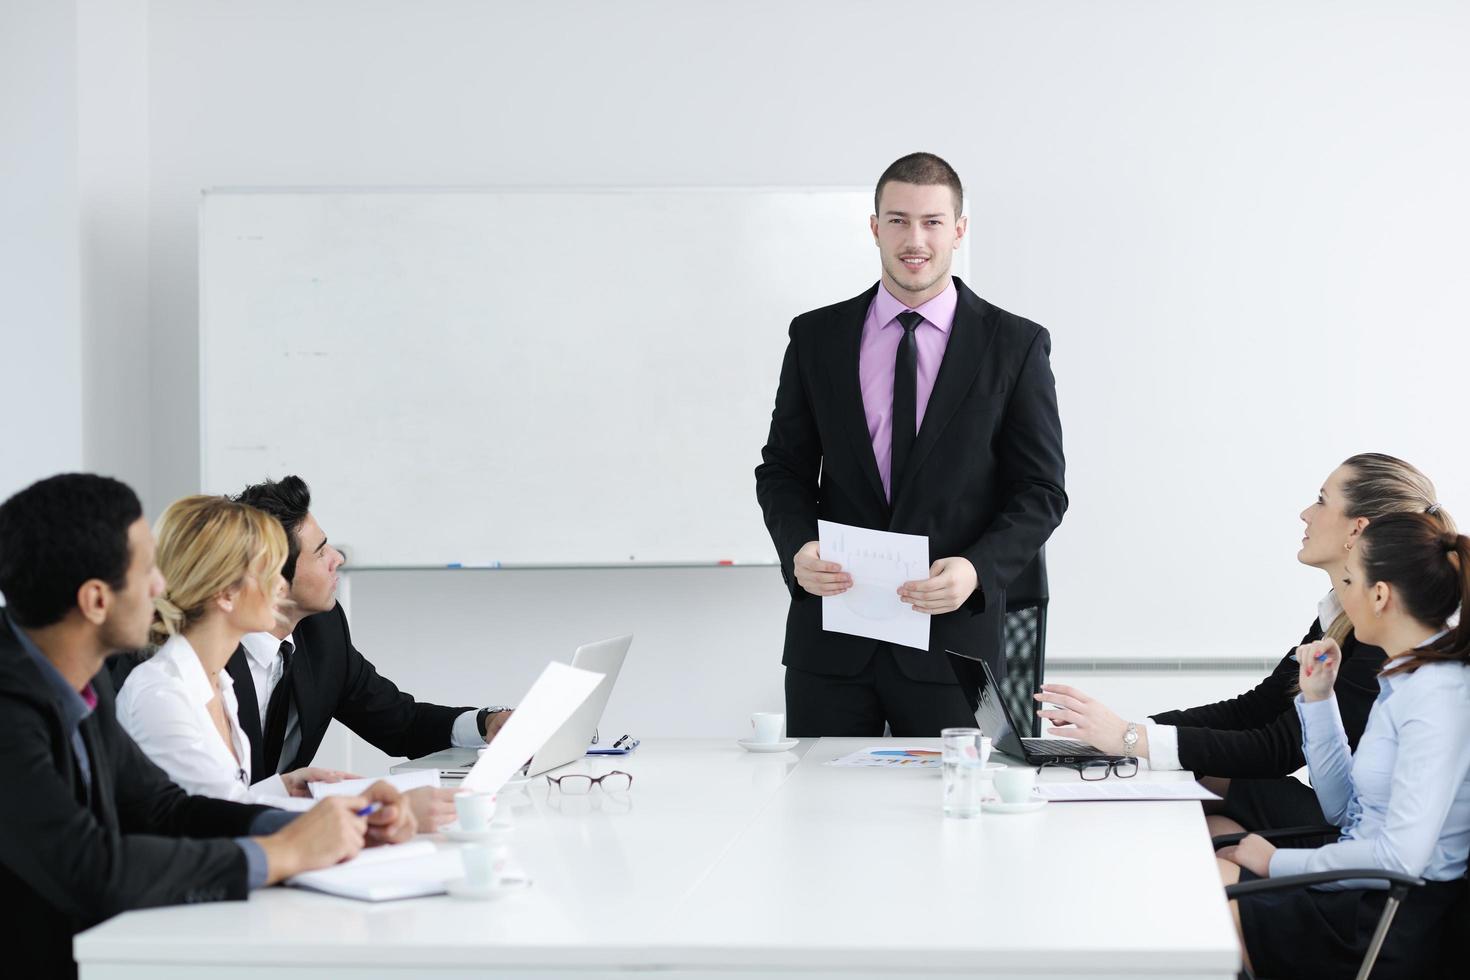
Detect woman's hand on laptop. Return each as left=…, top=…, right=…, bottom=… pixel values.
left=404, top=786, right=458, bottom=832
left=1033, top=684, right=1143, bottom=758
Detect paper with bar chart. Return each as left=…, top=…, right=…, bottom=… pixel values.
left=817, top=519, right=930, bottom=650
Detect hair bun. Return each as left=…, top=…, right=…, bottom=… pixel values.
left=152, top=596, right=186, bottom=637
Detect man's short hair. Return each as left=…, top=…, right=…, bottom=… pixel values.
left=874, top=152, right=964, bottom=219
left=234, top=475, right=313, bottom=583
left=0, top=474, right=143, bottom=628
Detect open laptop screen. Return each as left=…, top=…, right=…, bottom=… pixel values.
left=973, top=658, right=1028, bottom=760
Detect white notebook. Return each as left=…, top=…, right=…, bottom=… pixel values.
left=1035, top=781, right=1222, bottom=802
left=285, top=841, right=461, bottom=901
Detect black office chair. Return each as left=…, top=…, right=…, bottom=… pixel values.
left=998, top=551, right=1049, bottom=738
left=1212, top=826, right=1433, bottom=980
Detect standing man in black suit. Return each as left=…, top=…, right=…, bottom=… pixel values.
left=756, top=152, right=1067, bottom=737
left=0, top=474, right=414, bottom=978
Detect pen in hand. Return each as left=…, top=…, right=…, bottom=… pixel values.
left=355, top=802, right=382, bottom=818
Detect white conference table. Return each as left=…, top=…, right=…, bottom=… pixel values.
left=75, top=738, right=1240, bottom=979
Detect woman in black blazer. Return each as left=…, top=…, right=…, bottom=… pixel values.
left=1034, top=453, right=1448, bottom=838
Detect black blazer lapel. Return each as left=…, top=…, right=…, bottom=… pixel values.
left=824, top=284, right=889, bottom=514
left=225, top=647, right=264, bottom=780
left=893, top=278, right=998, bottom=503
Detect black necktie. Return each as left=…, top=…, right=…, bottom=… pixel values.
left=260, top=640, right=295, bottom=775
left=891, top=311, right=923, bottom=500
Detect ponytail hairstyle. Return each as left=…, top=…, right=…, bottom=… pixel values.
left=1322, top=453, right=1454, bottom=647
left=150, top=495, right=288, bottom=644
left=1355, top=511, right=1470, bottom=676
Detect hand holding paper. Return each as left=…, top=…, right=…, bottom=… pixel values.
left=897, top=555, right=978, bottom=615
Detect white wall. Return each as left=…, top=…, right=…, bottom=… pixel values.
left=0, top=0, right=83, bottom=500
left=77, top=0, right=152, bottom=503
left=7, top=1, right=1470, bottom=763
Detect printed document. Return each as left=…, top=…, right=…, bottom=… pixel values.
left=308, top=768, right=441, bottom=799
left=824, top=746, right=943, bottom=769
left=818, top=519, right=930, bottom=650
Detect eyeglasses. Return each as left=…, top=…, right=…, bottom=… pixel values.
left=1041, top=758, right=1138, bottom=780
left=545, top=770, right=633, bottom=795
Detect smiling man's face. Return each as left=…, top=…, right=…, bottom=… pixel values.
left=870, top=181, right=966, bottom=306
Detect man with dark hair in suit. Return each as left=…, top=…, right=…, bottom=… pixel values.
left=232, top=476, right=512, bottom=827
left=0, top=473, right=414, bottom=979
left=756, top=151, right=1067, bottom=736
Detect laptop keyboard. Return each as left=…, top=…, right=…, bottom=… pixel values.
left=1023, top=738, right=1108, bottom=757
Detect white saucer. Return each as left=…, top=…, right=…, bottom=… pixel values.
left=442, top=825, right=513, bottom=843
left=445, top=875, right=531, bottom=901
left=982, top=798, right=1047, bottom=814
left=738, top=737, right=799, bottom=753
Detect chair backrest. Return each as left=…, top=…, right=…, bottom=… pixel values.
left=999, top=552, right=1049, bottom=739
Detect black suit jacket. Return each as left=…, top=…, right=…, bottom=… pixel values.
left=755, top=278, right=1068, bottom=684
left=1149, top=617, right=1386, bottom=778
left=225, top=603, right=473, bottom=774
left=0, top=611, right=269, bottom=979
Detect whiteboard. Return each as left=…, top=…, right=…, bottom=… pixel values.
left=200, top=188, right=969, bottom=567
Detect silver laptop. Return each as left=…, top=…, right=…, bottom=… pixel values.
left=390, top=633, right=633, bottom=780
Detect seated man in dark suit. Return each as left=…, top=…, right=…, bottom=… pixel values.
left=113, top=474, right=512, bottom=831
left=0, top=474, right=415, bottom=979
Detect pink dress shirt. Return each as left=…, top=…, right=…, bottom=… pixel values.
left=858, top=279, right=958, bottom=501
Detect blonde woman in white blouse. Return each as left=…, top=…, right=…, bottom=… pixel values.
left=117, top=495, right=351, bottom=809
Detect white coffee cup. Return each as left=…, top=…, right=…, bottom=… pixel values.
left=994, top=767, right=1037, bottom=804
left=977, top=736, right=994, bottom=767
left=454, top=791, right=497, bottom=832
left=750, top=712, right=785, bottom=744
left=461, top=835, right=511, bottom=889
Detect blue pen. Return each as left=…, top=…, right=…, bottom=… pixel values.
left=355, top=802, right=382, bottom=818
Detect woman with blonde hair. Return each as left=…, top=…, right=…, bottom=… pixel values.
left=117, top=495, right=349, bottom=808
left=1032, top=453, right=1451, bottom=838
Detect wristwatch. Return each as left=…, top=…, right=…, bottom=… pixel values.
left=1121, top=722, right=1140, bottom=757
left=476, top=705, right=513, bottom=739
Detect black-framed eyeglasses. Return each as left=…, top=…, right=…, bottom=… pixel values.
left=1041, top=758, right=1138, bottom=780
left=545, top=770, right=633, bottom=795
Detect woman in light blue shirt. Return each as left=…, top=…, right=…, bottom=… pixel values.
left=1218, top=511, right=1470, bottom=979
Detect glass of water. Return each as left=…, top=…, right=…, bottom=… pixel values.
left=941, top=727, right=985, bottom=819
